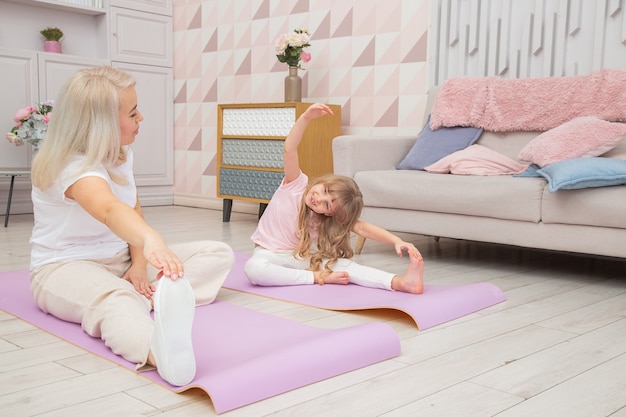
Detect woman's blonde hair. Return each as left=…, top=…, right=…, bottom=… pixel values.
left=31, top=66, right=136, bottom=189
left=293, top=174, right=363, bottom=273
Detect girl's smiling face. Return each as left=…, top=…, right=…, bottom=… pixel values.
left=305, top=183, right=336, bottom=216
left=118, top=87, right=143, bottom=146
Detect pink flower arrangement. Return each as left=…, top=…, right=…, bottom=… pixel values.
left=275, top=28, right=312, bottom=69
left=5, top=100, right=54, bottom=148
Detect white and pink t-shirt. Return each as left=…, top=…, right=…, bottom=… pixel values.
left=250, top=172, right=309, bottom=252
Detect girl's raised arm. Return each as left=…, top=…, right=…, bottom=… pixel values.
left=283, top=103, right=333, bottom=184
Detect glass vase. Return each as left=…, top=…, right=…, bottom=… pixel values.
left=30, top=141, right=41, bottom=162
left=284, top=66, right=302, bottom=102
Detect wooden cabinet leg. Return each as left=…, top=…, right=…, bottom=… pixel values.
left=355, top=235, right=366, bottom=254
left=222, top=199, right=233, bottom=222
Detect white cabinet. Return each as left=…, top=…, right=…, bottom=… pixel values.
left=0, top=0, right=107, bottom=59
left=38, top=53, right=110, bottom=107
left=0, top=48, right=38, bottom=169
left=0, top=0, right=174, bottom=211
left=0, top=0, right=109, bottom=173
left=110, top=0, right=172, bottom=16
left=110, top=6, right=173, bottom=67
left=113, top=62, right=174, bottom=189
left=0, top=48, right=107, bottom=215
left=109, top=1, right=174, bottom=205
left=0, top=48, right=107, bottom=168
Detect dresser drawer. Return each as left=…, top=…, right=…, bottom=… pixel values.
left=219, top=168, right=283, bottom=200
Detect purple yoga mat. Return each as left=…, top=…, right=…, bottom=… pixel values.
left=224, top=251, right=506, bottom=330
left=0, top=270, right=400, bottom=414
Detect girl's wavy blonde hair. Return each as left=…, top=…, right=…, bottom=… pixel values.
left=293, top=174, right=363, bottom=274
left=31, top=66, right=136, bottom=190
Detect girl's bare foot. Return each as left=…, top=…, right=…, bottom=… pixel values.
left=314, top=270, right=350, bottom=285
left=391, top=251, right=424, bottom=294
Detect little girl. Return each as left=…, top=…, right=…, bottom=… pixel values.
left=244, top=103, right=424, bottom=294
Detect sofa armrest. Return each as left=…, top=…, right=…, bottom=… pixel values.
left=332, top=135, right=416, bottom=178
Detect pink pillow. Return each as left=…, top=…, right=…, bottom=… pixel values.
left=518, top=116, right=626, bottom=167
left=425, top=144, right=530, bottom=175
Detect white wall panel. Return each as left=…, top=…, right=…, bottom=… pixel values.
left=429, top=0, right=626, bottom=85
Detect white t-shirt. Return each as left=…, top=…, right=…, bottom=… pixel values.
left=30, top=149, right=137, bottom=269
left=250, top=172, right=309, bottom=252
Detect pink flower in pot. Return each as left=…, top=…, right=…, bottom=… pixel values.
left=40, top=27, right=63, bottom=53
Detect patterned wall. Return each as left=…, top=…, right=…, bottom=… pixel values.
left=172, top=0, right=430, bottom=204
left=173, top=0, right=626, bottom=206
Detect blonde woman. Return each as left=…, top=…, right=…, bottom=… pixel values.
left=29, top=66, right=234, bottom=386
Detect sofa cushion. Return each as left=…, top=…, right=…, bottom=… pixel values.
left=602, top=138, right=626, bottom=159
left=514, top=164, right=541, bottom=177
left=537, top=157, right=626, bottom=192
left=425, top=144, right=529, bottom=175
left=354, top=170, right=545, bottom=222
left=542, top=185, right=626, bottom=229
left=518, top=116, right=626, bottom=167
left=396, top=115, right=483, bottom=171
left=475, top=130, right=539, bottom=160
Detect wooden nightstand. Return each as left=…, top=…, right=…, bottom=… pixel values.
left=217, top=102, right=341, bottom=222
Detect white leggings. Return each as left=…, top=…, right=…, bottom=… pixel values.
left=243, top=246, right=395, bottom=290
left=30, top=240, right=234, bottom=367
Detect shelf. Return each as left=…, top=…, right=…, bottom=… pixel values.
left=4, top=0, right=106, bottom=15
left=221, top=136, right=287, bottom=140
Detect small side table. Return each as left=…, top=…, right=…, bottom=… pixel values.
left=0, top=168, right=31, bottom=227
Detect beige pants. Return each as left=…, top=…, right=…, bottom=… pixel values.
left=30, top=240, right=235, bottom=366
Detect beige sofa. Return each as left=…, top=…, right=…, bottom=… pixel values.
left=332, top=87, right=626, bottom=259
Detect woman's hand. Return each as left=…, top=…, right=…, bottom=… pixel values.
left=123, top=263, right=155, bottom=298
left=143, top=234, right=184, bottom=279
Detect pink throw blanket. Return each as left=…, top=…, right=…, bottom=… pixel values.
left=430, top=69, right=626, bottom=132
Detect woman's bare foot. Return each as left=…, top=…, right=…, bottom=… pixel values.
left=391, top=251, right=424, bottom=294
left=314, top=270, right=350, bottom=285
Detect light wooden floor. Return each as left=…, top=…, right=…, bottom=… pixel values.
left=1, top=205, right=626, bottom=417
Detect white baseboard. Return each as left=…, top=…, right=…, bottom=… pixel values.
left=137, top=185, right=174, bottom=206
left=174, top=193, right=259, bottom=215
left=1, top=184, right=175, bottom=216
left=1, top=186, right=260, bottom=218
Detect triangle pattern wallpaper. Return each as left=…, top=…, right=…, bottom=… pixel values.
left=172, top=0, right=430, bottom=197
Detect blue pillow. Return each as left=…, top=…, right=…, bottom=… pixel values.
left=537, top=157, right=626, bottom=192
left=396, top=115, right=483, bottom=170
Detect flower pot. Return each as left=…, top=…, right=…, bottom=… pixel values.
left=284, top=66, right=302, bottom=102
left=43, top=41, right=62, bottom=53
